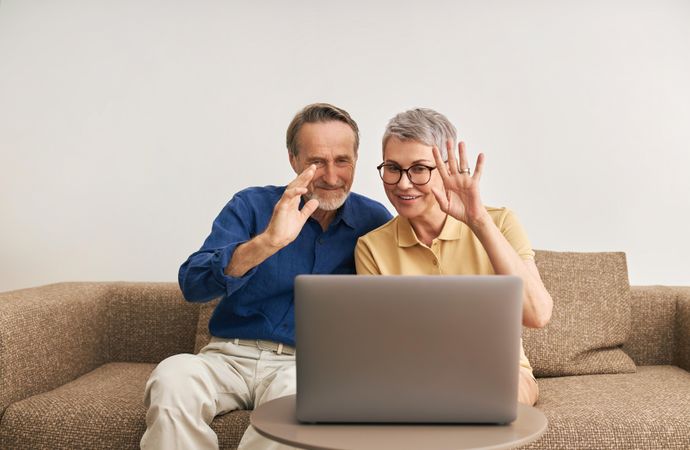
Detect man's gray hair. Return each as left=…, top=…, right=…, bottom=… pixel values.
left=286, top=103, right=359, bottom=157
left=382, top=108, right=457, bottom=161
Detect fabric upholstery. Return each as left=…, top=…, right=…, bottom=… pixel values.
left=0, top=362, right=249, bottom=450
left=523, top=251, right=637, bottom=377
left=674, top=287, right=690, bottom=372
left=195, top=299, right=219, bottom=353
left=2, top=270, right=689, bottom=450
left=106, top=282, right=199, bottom=363
left=0, top=283, right=110, bottom=416
left=623, top=286, right=676, bottom=366
left=522, top=365, right=690, bottom=449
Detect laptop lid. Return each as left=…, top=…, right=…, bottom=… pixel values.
left=295, top=275, right=523, bottom=424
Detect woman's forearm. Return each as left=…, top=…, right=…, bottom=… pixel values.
left=469, top=214, right=553, bottom=328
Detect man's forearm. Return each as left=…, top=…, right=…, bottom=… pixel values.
left=224, top=233, right=282, bottom=278
left=469, top=214, right=552, bottom=328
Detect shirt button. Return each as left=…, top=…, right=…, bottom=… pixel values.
left=432, top=259, right=438, bottom=266
left=318, top=238, right=324, bottom=244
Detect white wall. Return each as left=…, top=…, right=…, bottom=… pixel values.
left=1, top=0, right=689, bottom=292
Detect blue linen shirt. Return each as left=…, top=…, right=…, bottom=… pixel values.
left=179, top=185, right=392, bottom=346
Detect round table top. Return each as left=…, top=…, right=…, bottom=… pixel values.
left=251, top=395, right=548, bottom=450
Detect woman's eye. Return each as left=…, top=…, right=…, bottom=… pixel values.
left=410, top=166, right=427, bottom=175
left=385, top=166, right=402, bottom=173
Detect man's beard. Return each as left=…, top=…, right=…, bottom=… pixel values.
left=305, top=183, right=349, bottom=211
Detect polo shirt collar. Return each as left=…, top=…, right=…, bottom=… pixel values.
left=396, top=214, right=463, bottom=247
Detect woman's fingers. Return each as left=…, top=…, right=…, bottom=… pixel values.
left=458, top=141, right=470, bottom=172
left=431, top=187, right=450, bottom=213
left=433, top=146, right=450, bottom=181
left=473, top=153, right=485, bottom=181
left=446, top=139, right=458, bottom=174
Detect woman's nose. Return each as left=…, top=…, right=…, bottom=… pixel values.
left=396, top=171, right=414, bottom=188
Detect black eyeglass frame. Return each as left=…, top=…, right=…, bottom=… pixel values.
left=376, top=162, right=437, bottom=186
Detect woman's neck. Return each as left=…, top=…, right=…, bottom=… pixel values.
left=408, top=208, right=447, bottom=247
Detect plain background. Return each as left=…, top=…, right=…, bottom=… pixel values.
left=1, top=0, right=689, bottom=292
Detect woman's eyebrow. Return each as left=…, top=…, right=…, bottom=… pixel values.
left=384, top=159, right=433, bottom=165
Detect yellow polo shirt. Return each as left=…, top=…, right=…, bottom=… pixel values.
left=355, top=207, right=534, bottom=372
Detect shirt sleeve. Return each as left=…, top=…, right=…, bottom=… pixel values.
left=355, top=237, right=382, bottom=275
left=498, top=209, right=535, bottom=261
left=178, top=193, right=260, bottom=302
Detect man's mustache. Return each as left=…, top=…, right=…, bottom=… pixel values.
left=313, top=181, right=346, bottom=189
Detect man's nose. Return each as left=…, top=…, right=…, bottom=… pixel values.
left=321, top=163, right=339, bottom=185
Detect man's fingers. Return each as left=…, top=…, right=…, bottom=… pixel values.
left=280, top=187, right=308, bottom=205
left=285, top=186, right=308, bottom=197
left=288, top=164, right=317, bottom=189
left=300, top=198, right=320, bottom=220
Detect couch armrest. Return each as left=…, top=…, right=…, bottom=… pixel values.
left=673, top=287, right=690, bottom=372
left=0, top=283, right=110, bottom=415
left=0, top=282, right=200, bottom=416
left=106, top=282, right=199, bottom=363
left=623, top=286, right=677, bottom=366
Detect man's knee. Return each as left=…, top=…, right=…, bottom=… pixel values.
left=145, top=353, right=214, bottom=409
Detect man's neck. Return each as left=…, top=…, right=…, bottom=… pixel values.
left=311, top=208, right=338, bottom=231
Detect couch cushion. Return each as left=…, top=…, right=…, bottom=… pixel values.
left=523, top=251, right=636, bottom=377
left=522, top=365, right=690, bottom=449
left=0, top=362, right=249, bottom=450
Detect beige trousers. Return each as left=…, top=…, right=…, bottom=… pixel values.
left=140, top=337, right=297, bottom=450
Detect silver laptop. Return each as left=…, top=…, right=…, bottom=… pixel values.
left=294, top=275, right=523, bottom=424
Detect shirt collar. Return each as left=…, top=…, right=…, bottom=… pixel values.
left=334, top=193, right=357, bottom=229
left=396, top=214, right=463, bottom=247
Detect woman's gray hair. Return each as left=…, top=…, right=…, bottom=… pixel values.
left=382, top=108, right=457, bottom=161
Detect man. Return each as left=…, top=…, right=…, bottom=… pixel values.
left=141, top=103, right=392, bottom=450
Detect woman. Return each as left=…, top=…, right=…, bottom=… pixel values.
left=355, top=108, right=553, bottom=405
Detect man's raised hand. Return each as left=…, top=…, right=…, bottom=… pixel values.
left=263, top=165, right=320, bottom=249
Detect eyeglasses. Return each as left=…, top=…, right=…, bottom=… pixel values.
left=376, top=163, right=437, bottom=186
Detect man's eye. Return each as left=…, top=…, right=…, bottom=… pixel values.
left=336, top=159, right=352, bottom=167
left=310, top=161, right=326, bottom=168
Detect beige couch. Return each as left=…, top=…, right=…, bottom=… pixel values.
left=1, top=251, right=689, bottom=449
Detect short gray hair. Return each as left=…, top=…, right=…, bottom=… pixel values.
left=382, top=108, right=457, bottom=161
left=286, top=103, right=359, bottom=157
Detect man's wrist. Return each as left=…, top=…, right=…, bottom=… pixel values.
left=257, top=230, right=286, bottom=252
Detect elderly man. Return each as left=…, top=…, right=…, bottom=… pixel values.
left=141, top=103, right=391, bottom=450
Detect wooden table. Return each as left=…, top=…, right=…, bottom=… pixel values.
left=251, top=395, right=548, bottom=450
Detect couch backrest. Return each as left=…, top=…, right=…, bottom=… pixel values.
left=524, top=250, right=637, bottom=377
left=623, top=286, right=678, bottom=366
